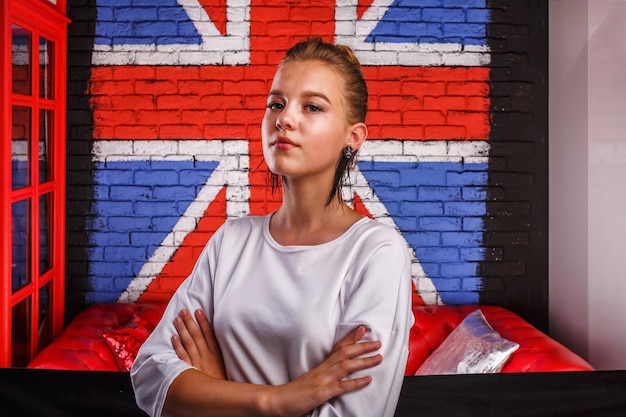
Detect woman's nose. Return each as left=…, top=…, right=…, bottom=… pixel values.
left=276, top=107, right=293, bottom=130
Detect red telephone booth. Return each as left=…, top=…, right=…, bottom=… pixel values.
left=1, top=0, right=68, bottom=367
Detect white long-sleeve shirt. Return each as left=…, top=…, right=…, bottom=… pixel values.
left=131, top=214, right=413, bottom=417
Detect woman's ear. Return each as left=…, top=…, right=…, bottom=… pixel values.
left=347, top=122, right=368, bottom=151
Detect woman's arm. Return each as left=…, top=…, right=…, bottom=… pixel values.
left=166, top=309, right=382, bottom=417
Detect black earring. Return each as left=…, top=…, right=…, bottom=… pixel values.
left=343, top=146, right=354, bottom=159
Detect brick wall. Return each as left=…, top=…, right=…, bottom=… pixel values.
left=65, top=0, right=548, bottom=328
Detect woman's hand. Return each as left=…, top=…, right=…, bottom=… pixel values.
left=172, top=309, right=226, bottom=380
left=268, top=325, right=382, bottom=417
left=172, top=312, right=381, bottom=417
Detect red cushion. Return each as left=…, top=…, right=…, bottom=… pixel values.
left=405, top=305, right=594, bottom=375
left=102, top=313, right=153, bottom=371
left=28, top=303, right=165, bottom=371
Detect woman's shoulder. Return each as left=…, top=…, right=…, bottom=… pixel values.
left=350, top=217, right=406, bottom=249
left=224, top=214, right=266, bottom=227
left=354, top=217, right=402, bottom=237
left=220, top=214, right=267, bottom=235
left=203, top=215, right=268, bottom=254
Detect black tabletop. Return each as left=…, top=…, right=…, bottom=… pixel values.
left=1, top=368, right=625, bottom=417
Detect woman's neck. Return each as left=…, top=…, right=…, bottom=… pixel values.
left=270, top=182, right=363, bottom=246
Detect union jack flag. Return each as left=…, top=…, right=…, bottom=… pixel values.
left=89, top=0, right=491, bottom=306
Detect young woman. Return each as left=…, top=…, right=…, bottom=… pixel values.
left=131, top=37, right=414, bottom=417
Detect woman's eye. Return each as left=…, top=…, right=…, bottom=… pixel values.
left=305, top=104, right=322, bottom=113
left=267, top=102, right=284, bottom=110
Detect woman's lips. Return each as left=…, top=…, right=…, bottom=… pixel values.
left=273, top=136, right=297, bottom=149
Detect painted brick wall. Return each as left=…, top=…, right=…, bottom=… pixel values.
left=65, top=1, right=548, bottom=328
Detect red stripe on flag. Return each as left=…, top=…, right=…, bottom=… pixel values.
left=198, top=0, right=227, bottom=36
left=249, top=0, right=336, bottom=65
left=358, top=0, right=374, bottom=20
left=365, top=66, right=490, bottom=140
left=90, top=66, right=490, bottom=141
left=352, top=193, right=374, bottom=220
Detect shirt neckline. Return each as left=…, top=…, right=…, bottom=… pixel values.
left=263, top=213, right=369, bottom=250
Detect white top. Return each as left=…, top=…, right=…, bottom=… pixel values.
left=131, top=214, right=414, bottom=417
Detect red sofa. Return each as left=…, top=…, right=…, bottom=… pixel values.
left=28, top=303, right=165, bottom=371
left=28, top=302, right=593, bottom=373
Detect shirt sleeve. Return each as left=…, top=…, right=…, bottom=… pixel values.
left=130, top=226, right=224, bottom=417
left=312, top=229, right=414, bottom=417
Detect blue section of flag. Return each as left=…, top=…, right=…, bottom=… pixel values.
left=367, top=0, right=489, bottom=46
left=95, top=0, right=201, bottom=45
left=88, top=160, right=219, bottom=304
left=358, top=161, right=488, bottom=305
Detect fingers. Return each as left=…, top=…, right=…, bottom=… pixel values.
left=328, top=346, right=383, bottom=378
left=335, top=375, right=373, bottom=394
left=315, top=352, right=381, bottom=404
left=195, top=310, right=227, bottom=378
left=172, top=309, right=227, bottom=379
left=320, top=325, right=383, bottom=394
left=329, top=325, right=374, bottom=356
left=275, top=333, right=382, bottom=416
left=329, top=325, right=381, bottom=362
left=173, top=309, right=205, bottom=361
left=172, top=334, right=191, bottom=364
left=194, top=309, right=220, bottom=355
left=337, top=325, right=367, bottom=347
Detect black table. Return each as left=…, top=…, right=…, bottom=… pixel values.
left=1, top=368, right=625, bottom=417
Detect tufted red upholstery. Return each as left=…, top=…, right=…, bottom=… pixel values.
left=28, top=303, right=593, bottom=374
left=28, top=303, right=165, bottom=371
left=405, top=305, right=593, bottom=375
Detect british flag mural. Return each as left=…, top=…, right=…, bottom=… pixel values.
left=86, top=0, right=493, bottom=306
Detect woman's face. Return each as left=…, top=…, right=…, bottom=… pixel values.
left=261, top=60, right=357, bottom=185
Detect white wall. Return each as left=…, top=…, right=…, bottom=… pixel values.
left=549, top=0, right=626, bottom=370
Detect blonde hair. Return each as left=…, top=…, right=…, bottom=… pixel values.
left=271, top=38, right=369, bottom=205
left=279, top=37, right=368, bottom=125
